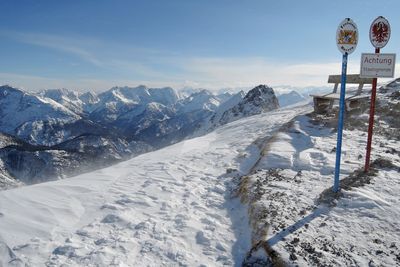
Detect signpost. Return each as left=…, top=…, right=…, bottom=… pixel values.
left=363, top=16, right=392, bottom=172
left=333, top=18, right=358, bottom=193
left=360, top=53, right=396, bottom=78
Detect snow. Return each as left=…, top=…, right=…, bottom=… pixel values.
left=243, top=107, right=400, bottom=265
left=40, top=88, right=86, bottom=114
left=176, top=90, right=221, bottom=113
left=0, top=105, right=309, bottom=266
left=98, top=86, right=179, bottom=109
left=210, top=91, right=245, bottom=125
left=2, top=83, right=399, bottom=266
left=0, top=86, right=80, bottom=135
left=0, top=86, right=82, bottom=146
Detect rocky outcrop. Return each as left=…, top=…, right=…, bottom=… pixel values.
left=218, top=85, right=280, bottom=125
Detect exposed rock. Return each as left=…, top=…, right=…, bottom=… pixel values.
left=219, top=85, right=280, bottom=125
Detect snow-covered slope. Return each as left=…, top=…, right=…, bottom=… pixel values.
left=78, top=91, right=100, bottom=112
left=40, top=88, right=86, bottom=115
left=0, top=105, right=308, bottom=266
left=117, top=102, right=175, bottom=137
left=0, top=86, right=82, bottom=145
left=242, top=86, right=400, bottom=266
left=209, top=91, right=246, bottom=126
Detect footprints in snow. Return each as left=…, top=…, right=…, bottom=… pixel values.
left=45, top=160, right=234, bottom=265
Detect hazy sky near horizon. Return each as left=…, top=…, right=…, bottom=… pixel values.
left=0, top=0, right=399, bottom=91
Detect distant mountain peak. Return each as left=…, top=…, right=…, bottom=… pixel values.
left=277, top=90, right=307, bottom=107
left=243, top=84, right=276, bottom=104
left=217, top=85, right=279, bottom=125
left=40, top=88, right=80, bottom=102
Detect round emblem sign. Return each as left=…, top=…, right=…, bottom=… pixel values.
left=336, top=18, right=358, bottom=55
left=369, top=16, right=391, bottom=49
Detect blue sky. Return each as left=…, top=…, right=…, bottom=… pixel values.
left=0, top=0, right=399, bottom=91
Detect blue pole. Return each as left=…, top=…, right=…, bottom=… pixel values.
left=333, top=53, right=348, bottom=193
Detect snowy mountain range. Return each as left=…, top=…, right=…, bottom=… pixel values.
left=0, top=84, right=281, bottom=188
left=0, top=78, right=399, bottom=266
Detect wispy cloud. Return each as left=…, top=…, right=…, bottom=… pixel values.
left=1, top=30, right=398, bottom=91
left=169, top=57, right=365, bottom=88
left=0, top=30, right=184, bottom=80
left=1, top=59, right=398, bottom=92
left=170, top=57, right=400, bottom=89
left=1, top=31, right=104, bottom=66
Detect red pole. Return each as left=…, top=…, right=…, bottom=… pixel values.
left=364, top=47, right=380, bottom=172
